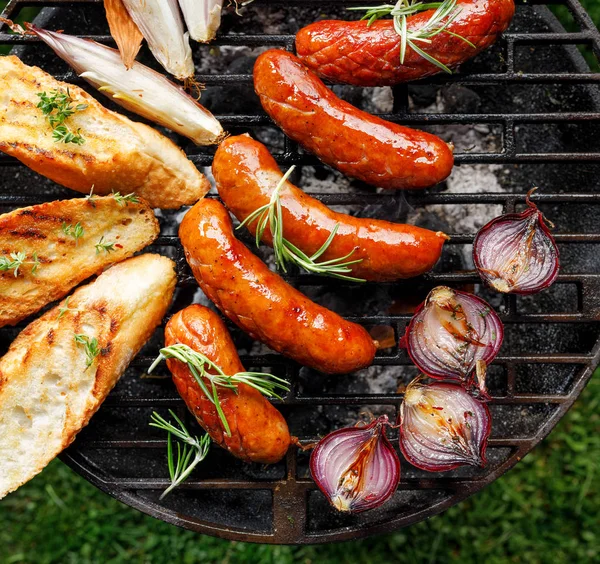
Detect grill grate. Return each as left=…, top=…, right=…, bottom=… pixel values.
left=0, top=0, right=599, bottom=544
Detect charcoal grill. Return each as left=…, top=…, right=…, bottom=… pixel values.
left=0, top=0, right=599, bottom=545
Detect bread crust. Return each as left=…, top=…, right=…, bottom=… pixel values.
left=0, top=254, right=176, bottom=499
left=0, top=56, right=209, bottom=208
left=0, top=195, right=159, bottom=327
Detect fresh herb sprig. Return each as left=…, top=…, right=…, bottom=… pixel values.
left=150, top=410, right=211, bottom=499
left=148, top=344, right=290, bottom=436
left=95, top=236, right=116, bottom=254
left=349, top=0, right=476, bottom=73
left=237, top=166, right=365, bottom=282
left=0, top=251, right=40, bottom=277
left=61, top=222, right=84, bottom=245
left=36, top=89, right=88, bottom=145
left=52, top=125, right=85, bottom=145
left=74, top=333, right=101, bottom=368
left=112, top=192, right=140, bottom=206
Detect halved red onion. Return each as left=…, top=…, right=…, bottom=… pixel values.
left=310, top=415, right=400, bottom=513
left=473, top=190, right=560, bottom=294
left=399, top=378, right=491, bottom=472
left=400, top=286, right=503, bottom=395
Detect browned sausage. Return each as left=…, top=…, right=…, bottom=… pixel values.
left=253, top=49, right=453, bottom=190
left=179, top=199, right=377, bottom=374
left=214, top=134, right=448, bottom=282
left=295, top=0, right=515, bottom=86
left=165, top=305, right=290, bottom=464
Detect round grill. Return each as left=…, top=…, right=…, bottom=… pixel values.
left=0, top=0, right=599, bottom=544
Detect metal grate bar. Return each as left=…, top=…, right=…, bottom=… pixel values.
left=0, top=0, right=597, bottom=544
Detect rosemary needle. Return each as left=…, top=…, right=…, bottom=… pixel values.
left=149, top=410, right=211, bottom=499
left=349, top=0, right=476, bottom=73
left=237, top=166, right=365, bottom=282
left=148, top=344, right=290, bottom=437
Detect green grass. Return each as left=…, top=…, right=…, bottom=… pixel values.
left=2, top=373, right=598, bottom=563
left=551, top=0, right=600, bottom=70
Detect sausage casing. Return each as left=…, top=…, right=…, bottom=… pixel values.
left=214, top=134, right=448, bottom=282
left=165, top=305, right=291, bottom=464
left=253, top=49, right=453, bottom=190
left=179, top=199, right=376, bottom=374
left=296, top=0, right=515, bottom=86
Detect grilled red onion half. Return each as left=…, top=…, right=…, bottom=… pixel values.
left=399, top=378, right=491, bottom=472
left=310, top=416, right=400, bottom=513
left=401, top=287, right=503, bottom=396
left=473, top=191, right=560, bottom=294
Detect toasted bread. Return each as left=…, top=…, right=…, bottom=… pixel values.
left=0, top=253, right=176, bottom=499
left=0, top=55, right=209, bottom=208
left=0, top=195, right=159, bottom=327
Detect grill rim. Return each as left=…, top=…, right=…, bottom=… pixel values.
left=0, top=0, right=598, bottom=544
left=59, top=335, right=599, bottom=544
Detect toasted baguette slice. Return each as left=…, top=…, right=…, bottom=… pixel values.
left=0, top=195, right=159, bottom=327
left=0, top=55, right=209, bottom=208
left=0, top=254, right=176, bottom=499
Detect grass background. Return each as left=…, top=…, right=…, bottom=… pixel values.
left=2, top=1, right=600, bottom=563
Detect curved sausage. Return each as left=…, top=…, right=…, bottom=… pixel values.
left=253, top=50, right=453, bottom=190
left=179, top=199, right=377, bottom=374
left=165, top=305, right=290, bottom=464
left=295, top=0, right=515, bottom=86
left=214, top=134, right=448, bottom=282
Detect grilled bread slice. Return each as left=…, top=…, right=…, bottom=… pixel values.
left=0, top=195, right=159, bottom=328
left=0, top=253, right=176, bottom=499
left=0, top=55, right=209, bottom=208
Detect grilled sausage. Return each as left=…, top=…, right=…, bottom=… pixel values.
left=179, top=199, right=377, bottom=374
left=214, top=134, right=448, bottom=282
left=296, top=0, right=515, bottom=86
left=253, top=50, right=453, bottom=190
left=165, top=305, right=290, bottom=464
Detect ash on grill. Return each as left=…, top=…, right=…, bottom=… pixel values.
left=0, top=0, right=598, bottom=545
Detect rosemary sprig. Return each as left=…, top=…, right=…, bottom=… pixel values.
left=61, top=222, right=84, bottom=245
left=148, top=343, right=290, bottom=437
left=149, top=410, right=211, bottom=499
left=74, top=333, right=101, bottom=368
left=36, top=88, right=88, bottom=145
left=237, top=166, right=365, bottom=282
left=112, top=192, right=140, bottom=206
left=0, top=251, right=40, bottom=277
left=349, top=0, right=476, bottom=73
left=95, top=236, right=116, bottom=254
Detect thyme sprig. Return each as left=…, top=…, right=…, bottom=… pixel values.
left=36, top=89, right=87, bottom=145
left=0, top=251, right=40, bottom=277
left=148, top=343, right=290, bottom=437
left=237, top=166, right=365, bottom=282
left=74, top=333, right=101, bottom=368
left=61, top=222, right=84, bottom=245
left=349, top=0, right=476, bottom=73
left=112, top=192, right=140, bottom=206
left=149, top=410, right=211, bottom=499
left=95, top=236, right=116, bottom=254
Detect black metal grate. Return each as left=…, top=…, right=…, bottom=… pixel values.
left=0, top=0, right=599, bottom=544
